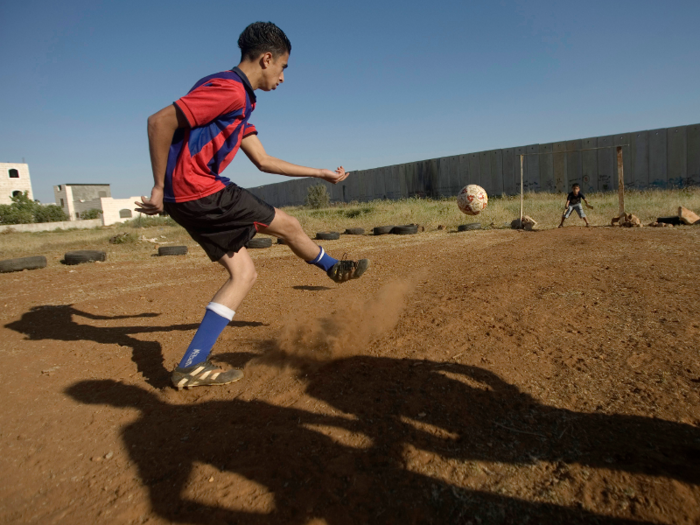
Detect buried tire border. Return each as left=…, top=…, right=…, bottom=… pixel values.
left=64, top=250, right=107, bottom=265
left=0, top=255, right=48, bottom=273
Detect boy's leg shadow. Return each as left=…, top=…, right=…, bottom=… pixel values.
left=4, top=305, right=200, bottom=389
left=299, top=356, right=700, bottom=486
left=66, top=378, right=656, bottom=525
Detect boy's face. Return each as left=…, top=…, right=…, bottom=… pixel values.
left=573, top=187, right=580, bottom=195
left=260, top=52, right=289, bottom=91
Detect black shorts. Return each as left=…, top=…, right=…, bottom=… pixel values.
left=164, top=183, right=276, bottom=262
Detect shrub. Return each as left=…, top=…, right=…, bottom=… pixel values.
left=80, top=208, right=103, bottom=220
left=343, top=206, right=374, bottom=218
left=109, top=232, right=138, bottom=244
left=0, top=192, right=68, bottom=224
left=305, top=184, right=330, bottom=209
left=0, top=204, right=34, bottom=225
left=34, top=205, right=69, bottom=223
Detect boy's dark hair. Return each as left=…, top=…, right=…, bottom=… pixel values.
left=572, top=183, right=580, bottom=189
left=238, top=22, right=291, bottom=61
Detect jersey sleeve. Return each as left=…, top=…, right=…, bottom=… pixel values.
left=175, top=79, right=247, bottom=128
left=243, top=122, right=258, bottom=138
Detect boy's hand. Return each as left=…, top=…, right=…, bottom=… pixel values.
left=586, top=204, right=594, bottom=209
left=318, top=166, right=350, bottom=184
left=135, top=187, right=164, bottom=215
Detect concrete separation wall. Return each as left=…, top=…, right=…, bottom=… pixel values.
left=0, top=218, right=102, bottom=234
left=247, top=123, right=700, bottom=208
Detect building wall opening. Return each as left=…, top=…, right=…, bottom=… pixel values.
left=9, top=169, right=19, bottom=178
left=12, top=190, right=22, bottom=197
left=119, top=209, right=133, bottom=218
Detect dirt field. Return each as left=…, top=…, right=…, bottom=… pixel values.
left=1, top=226, right=699, bottom=524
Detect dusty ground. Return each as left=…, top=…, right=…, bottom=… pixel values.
left=0, top=226, right=699, bottom=524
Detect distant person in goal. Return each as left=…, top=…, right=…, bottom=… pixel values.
left=559, top=183, right=593, bottom=228
left=136, top=22, right=369, bottom=390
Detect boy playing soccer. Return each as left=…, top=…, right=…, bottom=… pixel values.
left=136, top=22, right=369, bottom=390
left=559, top=183, right=593, bottom=228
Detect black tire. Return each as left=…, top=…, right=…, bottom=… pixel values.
left=458, top=223, right=482, bottom=231
left=391, top=225, right=419, bottom=235
left=0, top=255, right=47, bottom=273
left=158, top=245, right=188, bottom=256
left=373, top=226, right=395, bottom=235
left=344, top=228, right=365, bottom=235
left=316, top=232, right=340, bottom=240
left=657, top=216, right=682, bottom=225
left=277, top=238, right=286, bottom=245
left=246, top=237, right=273, bottom=249
left=64, top=250, right=106, bottom=265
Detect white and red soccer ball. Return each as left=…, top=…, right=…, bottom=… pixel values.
left=457, top=184, right=488, bottom=215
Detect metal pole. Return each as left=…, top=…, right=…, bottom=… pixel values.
left=520, top=154, right=524, bottom=225
left=616, top=146, right=625, bottom=216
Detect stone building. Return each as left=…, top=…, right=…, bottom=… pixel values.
left=99, top=195, right=144, bottom=226
left=53, top=183, right=111, bottom=220
left=53, top=183, right=143, bottom=225
left=0, top=163, right=33, bottom=205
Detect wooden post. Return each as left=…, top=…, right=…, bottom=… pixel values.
left=520, top=154, right=524, bottom=226
left=616, top=146, right=625, bottom=216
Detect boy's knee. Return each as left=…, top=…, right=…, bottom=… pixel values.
left=287, top=214, right=302, bottom=231
left=233, top=268, right=257, bottom=289
left=240, top=261, right=258, bottom=286
left=246, top=270, right=258, bottom=286
left=280, top=214, right=303, bottom=237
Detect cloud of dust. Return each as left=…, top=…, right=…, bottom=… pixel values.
left=259, top=279, right=414, bottom=369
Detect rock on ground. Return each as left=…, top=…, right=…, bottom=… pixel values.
left=678, top=206, right=700, bottom=225
left=612, top=213, right=642, bottom=227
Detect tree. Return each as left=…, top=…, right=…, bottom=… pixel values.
left=305, top=184, right=330, bottom=209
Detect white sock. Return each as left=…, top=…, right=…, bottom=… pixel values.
left=206, top=302, right=235, bottom=321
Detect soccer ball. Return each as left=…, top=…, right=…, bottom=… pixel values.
left=457, top=184, right=488, bottom=215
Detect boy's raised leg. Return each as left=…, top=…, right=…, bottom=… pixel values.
left=258, top=208, right=369, bottom=282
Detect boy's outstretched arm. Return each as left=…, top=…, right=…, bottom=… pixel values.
left=136, top=104, right=189, bottom=215
left=241, top=134, right=350, bottom=184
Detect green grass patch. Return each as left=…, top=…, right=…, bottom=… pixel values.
left=286, top=188, right=700, bottom=232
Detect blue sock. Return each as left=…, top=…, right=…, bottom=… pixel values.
left=307, top=246, right=338, bottom=272
left=178, top=302, right=234, bottom=368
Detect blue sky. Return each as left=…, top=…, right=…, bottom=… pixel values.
left=1, top=0, right=699, bottom=203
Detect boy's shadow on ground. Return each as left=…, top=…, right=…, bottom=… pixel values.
left=300, top=356, right=700, bottom=485
left=66, top=353, right=700, bottom=524
left=5, top=305, right=263, bottom=389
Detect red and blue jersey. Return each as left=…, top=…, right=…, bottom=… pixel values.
left=164, top=67, right=258, bottom=203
